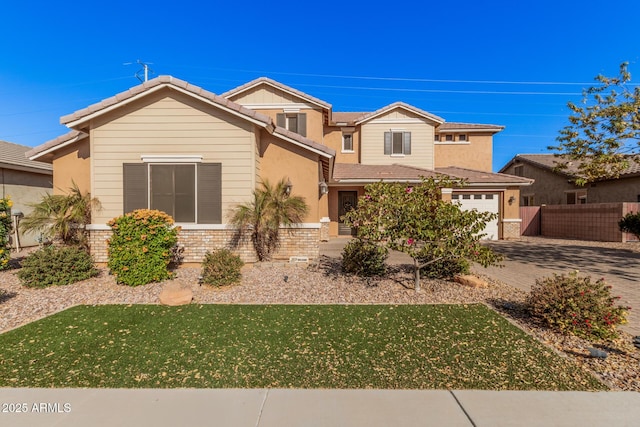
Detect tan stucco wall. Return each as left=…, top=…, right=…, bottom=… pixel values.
left=434, top=134, right=493, bottom=172
left=585, top=176, right=640, bottom=203
left=259, top=132, right=325, bottom=223
left=88, top=88, right=258, bottom=224
left=324, top=127, right=360, bottom=164
left=502, top=187, right=520, bottom=219
left=51, top=139, right=91, bottom=195
left=226, top=85, right=326, bottom=143
left=1, top=168, right=52, bottom=247
left=360, top=109, right=435, bottom=168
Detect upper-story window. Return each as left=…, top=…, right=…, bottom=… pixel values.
left=445, top=134, right=454, bottom=142
left=384, top=131, right=411, bottom=156
left=342, top=133, right=354, bottom=152
left=434, top=134, right=440, bottom=142
left=514, top=165, right=524, bottom=177
left=458, top=134, right=467, bottom=141
left=276, top=113, right=307, bottom=137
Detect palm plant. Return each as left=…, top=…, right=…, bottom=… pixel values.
left=230, top=178, right=309, bottom=261
left=20, top=182, right=101, bottom=246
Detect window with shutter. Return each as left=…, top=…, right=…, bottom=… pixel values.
left=384, top=131, right=411, bottom=155
left=122, top=163, right=221, bottom=224
left=276, top=113, right=307, bottom=137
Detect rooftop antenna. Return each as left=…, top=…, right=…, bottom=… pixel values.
left=123, top=60, right=155, bottom=82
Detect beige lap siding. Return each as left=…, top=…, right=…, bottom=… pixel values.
left=88, top=228, right=320, bottom=264
left=89, top=90, right=258, bottom=225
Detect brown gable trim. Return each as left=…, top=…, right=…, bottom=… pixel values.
left=221, top=77, right=332, bottom=110
left=355, top=102, right=445, bottom=125
left=437, top=166, right=533, bottom=186
left=437, top=122, right=505, bottom=133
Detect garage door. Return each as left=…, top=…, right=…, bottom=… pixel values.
left=452, top=193, right=499, bottom=240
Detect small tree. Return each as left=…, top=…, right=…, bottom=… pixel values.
left=0, top=196, right=13, bottom=270
left=20, top=183, right=100, bottom=246
left=343, top=176, right=502, bottom=291
left=230, top=178, right=309, bottom=261
left=550, top=62, right=640, bottom=185
left=619, top=211, right=640, bottom=240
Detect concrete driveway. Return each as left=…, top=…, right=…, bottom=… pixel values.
left=473, top=237, right=640, bottom=336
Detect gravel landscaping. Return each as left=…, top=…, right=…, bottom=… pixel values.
left=0, top=251, right=638, bottom=391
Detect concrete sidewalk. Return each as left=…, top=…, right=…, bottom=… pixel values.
left=1, top=388, right=638, bottom=426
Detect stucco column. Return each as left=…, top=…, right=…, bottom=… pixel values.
left=441, top=188, right=453, bottom=202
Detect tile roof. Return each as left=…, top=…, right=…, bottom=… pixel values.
left=332, top=164, right=532, bottom=185
left=438, top=122, right=504, bottom=132
left=61, top=76, right=274, bottom=128
left=25, top=130, right=88, bottom=161
left=330, top=112, right=365, bottom=125
left=355, top=102, right=445, bottom=125
left=436, top=166, right=533, bottom=185
left=272, top=126, right=336, bottom=157
left=500, top=154, right=640, bottom=178
left=30, top=76, right=333, bottom=161
left=333, top=163, right=441, bottom=181
left=0, top=140, right=52, bottom=173
left=221, top=77, right=332, bottom=110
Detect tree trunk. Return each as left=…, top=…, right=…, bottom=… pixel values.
left=414, top=258, right=421, bottom=292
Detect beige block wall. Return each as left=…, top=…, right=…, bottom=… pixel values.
left=51, top=139, right=91, bottom=195
left=434, top=134, right=493, bottom=172
left=258, top=132, right=325, bottom=223
left=360, top=111, right=435, bottom=168
left=88, top=89, right=257, bottom=225
left=1, top=168, right=52, bottom=247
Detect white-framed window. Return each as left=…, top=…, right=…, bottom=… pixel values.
left=384, top=131, right=411, bottom=156
left=342, top=133, right=354, bottom=152
left=522, top=195, right=534, bottom=206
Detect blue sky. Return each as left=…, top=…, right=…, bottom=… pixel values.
left=1, top=0, right=639, bottom=171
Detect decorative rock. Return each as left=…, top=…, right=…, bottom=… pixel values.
left=633, top=336, right=640, bottom=349
left=159, top=282, right=193, bottom=306
left=454, top=274, right=489, bottom=288
left=587, top=347, right=608, bottom=359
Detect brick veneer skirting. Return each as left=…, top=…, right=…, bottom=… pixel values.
left=88, top=226, right=320, bottom=264
left=502, top=221, right=521, bottom=239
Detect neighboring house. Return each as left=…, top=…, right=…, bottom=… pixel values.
left=26, top=76, right=531, bottom=263
left=0, top=140, right=53, bottom=248
left=500, top=154, right=640, bottom=206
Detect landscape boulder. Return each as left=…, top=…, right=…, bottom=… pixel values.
left=159, top=282, right=193, bottom=306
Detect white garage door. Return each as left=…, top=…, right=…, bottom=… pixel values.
left=452, top=193, right=499, bottom=240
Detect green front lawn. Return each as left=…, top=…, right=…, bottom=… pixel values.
left=0, top=304, right=605, bottom=390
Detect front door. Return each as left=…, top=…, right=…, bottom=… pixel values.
left=338, top=191, right=358, bottom=236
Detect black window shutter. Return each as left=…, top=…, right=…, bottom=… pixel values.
left=403, top=132, right=411, bottom=155
left=276, top=113, right=285, bottom=128
left=384, top=132, right=391, bottom=155
left=123, top=163, right=148, bottom=213
left=298, top=113, right=307, bottom=137
left=197, top=163, right=222, bottom=224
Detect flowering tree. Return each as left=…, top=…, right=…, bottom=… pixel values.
left=342, top=176, right=502, bottom=291
left=0, top=196, right=13, bottom=270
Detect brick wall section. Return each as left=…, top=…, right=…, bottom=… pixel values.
left=88, top=227, right=320, bottom=263
left=541, top=203, right=640, bottom=242
left=502, top=221, right=521, bottom=239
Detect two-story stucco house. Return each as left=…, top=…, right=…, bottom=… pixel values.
left=26, top=76, right=531, bottom=262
